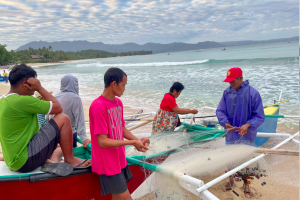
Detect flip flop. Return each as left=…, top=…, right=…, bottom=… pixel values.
left=74, top=159, right=91, bottom=169
left=41, top=162, right=73, bottom=176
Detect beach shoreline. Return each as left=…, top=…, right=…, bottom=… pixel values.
left=2, top=54, right=143, bottom=69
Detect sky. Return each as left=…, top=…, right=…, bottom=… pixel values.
left=0, top=0, right=298, bottom=50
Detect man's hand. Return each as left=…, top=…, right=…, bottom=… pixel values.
left=139, top=137, right=150, bottom=147
left=238, top=123, right=250, bottom=135
left=134, top=140, right=149, bottom=152
left=24, top=78, right=42, bottom=91
left=82, top=139, right=91, bottom=148
left=225, top=123, right=238, bottom=132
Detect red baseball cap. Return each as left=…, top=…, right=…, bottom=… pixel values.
left=223, top=67, right=243, bottom=82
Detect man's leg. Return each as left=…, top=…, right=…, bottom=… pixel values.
left=52, top=113, right=90, bottom=167
left=112, top=190, right=132, bottom=200
left=0, top=157, right=4, bottom=161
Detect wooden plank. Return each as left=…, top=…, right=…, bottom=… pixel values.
left=256, top=149, right=299, bottom=156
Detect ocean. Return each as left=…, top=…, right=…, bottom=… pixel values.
left=35, top=41, right=299, bottom=132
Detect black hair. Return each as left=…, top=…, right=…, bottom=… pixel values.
left=9, top=64, right=37, bottom=87
left=169, top=82, right=184, bottom=93
left=104, top=67, right=127, bottom=88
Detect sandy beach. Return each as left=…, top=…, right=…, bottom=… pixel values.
left=2, top=55, right=139, bottom=69
left=0, top=82, right=298, bottom=199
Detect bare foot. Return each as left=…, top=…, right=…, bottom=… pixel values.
left=0, top=157, right=4, bottom=161
left=45, top=159, right=55, bottom=163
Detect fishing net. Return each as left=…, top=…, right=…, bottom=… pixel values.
left=127, top=124, right=268, bottom=200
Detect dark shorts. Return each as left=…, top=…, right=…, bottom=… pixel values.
left=73, top=132, right=77, bottom=147
left=99, top=166, right=133, bottom=196
left=17, top=119, right=61, bottom=173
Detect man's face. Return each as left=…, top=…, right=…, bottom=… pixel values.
left=229, top=77, right=243, bottom=90
left=113, top=75, right=127, bottom=97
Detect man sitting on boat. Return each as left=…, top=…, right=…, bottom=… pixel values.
left=0, top=64, right=91, bottom=174
left=216, top=67, right=265, bottom=145
left=152, top=82, right=198, bottom=135
left=89, top=67, right=150, bottom=199
left=54, top=75, right=90, bottom=148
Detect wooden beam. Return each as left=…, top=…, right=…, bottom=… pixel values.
left=191, top=145, right=299, bottom=156
left=127, top=121, right=151, bottom=131
left=256, top=149, right=299, bottom=156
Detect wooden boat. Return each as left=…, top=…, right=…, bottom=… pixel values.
left=0, top=124, right=226, bottom=200
left=0, top=144, right=148, bottom=200
left=0, top=99, right=292, bottom=199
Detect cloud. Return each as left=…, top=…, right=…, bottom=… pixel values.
left=0, top=0, right=298, bottom=50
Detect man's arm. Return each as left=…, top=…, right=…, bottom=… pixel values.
left=246, top=90, right=265, bottom=130
left=25, top=78, right=62, bottom=114
left=216, top=92, right=230, bottom=127
left=73, top=97, right=90, bottom=147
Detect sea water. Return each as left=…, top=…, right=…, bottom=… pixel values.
left=35, top=41, right=299, bottom=132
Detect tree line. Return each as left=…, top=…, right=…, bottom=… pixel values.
left=0, top=45, right=153, bottom=65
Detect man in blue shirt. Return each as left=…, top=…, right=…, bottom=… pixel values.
left=216, top=67, right=265, bottom=145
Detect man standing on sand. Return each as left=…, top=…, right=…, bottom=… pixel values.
left=89, top=67, right=150, bottom=199
left=3, top=70, right=8, bottom=83
left=216, top=67, right=265, bottom=146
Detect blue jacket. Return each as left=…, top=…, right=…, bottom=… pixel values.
left=216, top=80, right=265, bottom=145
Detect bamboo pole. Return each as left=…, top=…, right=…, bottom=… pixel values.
left=127, top=121, right=151, bottom=131
left=191, top=145, right=299, bottom=156
left=256, top=149, right=299, bottom=156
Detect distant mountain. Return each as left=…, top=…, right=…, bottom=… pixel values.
left=15, top=36, right=299, bottom=53
left=15, top=41, right=225, bottom=53
left=219, top=36, right=299, bottom=46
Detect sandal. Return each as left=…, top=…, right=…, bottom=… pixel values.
left=74, top=159, right=91, bottom=169
left=41, top=162, right=73, bottom=176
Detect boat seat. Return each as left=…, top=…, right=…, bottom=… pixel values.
left=0, top=161, right=43, bottom=177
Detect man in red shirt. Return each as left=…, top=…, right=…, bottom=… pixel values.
left=152, top=82, right=198, bottom=135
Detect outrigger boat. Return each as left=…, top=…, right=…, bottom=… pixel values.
left=0, top=93, right=298, bottom=199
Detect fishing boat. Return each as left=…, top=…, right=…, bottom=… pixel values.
left=0, top=140, right=150, bottom=200
left=0, top=114, right=227, bottom=200
left=0, top=95, right=297, bottom=199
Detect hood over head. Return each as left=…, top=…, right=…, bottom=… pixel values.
left=60, top=75, right=79, bottom=95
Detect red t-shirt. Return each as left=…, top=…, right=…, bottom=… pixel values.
left=160, top=93, right=177, bottom=112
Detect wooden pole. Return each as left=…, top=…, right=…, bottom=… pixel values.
left=191, top=146, right=299, bottom=156
left=256, top=149, right=299, bottom=156
left=127, top=121, right=151, bottom=131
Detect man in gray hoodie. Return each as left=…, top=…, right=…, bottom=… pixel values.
left=55, top=75, right=90, bottom=148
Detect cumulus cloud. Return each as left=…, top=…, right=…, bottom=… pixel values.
left=0, top=0, right=298, bottom=50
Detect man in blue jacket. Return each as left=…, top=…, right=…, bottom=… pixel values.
left=216, top=67, right=265, bottom=145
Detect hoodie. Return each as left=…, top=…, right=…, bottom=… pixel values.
left=55, top=75, right=88, bottom=142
